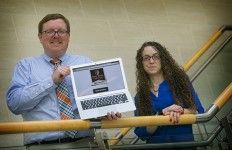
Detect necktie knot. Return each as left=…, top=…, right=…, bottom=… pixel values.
left=50, top=59, right=61, bottom=69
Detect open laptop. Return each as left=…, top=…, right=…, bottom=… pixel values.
left=70, top=58, right=136, bottom=119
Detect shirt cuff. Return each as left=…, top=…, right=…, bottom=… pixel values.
left=41, top=77, right=57, bottom=92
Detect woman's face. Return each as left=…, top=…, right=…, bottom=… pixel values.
left=142, top=46, right=162, bottom=76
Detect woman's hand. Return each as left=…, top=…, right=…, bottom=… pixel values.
left=162, top=104, right=184, bottom=124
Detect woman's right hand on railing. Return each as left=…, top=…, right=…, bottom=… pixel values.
left=162, top=104, right=184, bottom=124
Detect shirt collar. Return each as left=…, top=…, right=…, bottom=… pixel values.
left=42, top=54, right=69, bottom=64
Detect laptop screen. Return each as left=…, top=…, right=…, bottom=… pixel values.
left=72, top=60, right=125, bottom=97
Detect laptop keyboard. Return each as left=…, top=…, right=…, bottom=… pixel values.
left=81, top=93, right=129, bottom=110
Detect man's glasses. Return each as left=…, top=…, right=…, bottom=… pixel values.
left=142, top=54, right=160, bottom=62
left=42, top=29, right=68, bottom=37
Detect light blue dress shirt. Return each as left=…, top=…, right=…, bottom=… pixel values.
left=6, top=53, right=94, bottom=144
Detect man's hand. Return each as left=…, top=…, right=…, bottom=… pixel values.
left=52, top=66, right=70, bottom=84
left=105, top=112, right=122, bottom=120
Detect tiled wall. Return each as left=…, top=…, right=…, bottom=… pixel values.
left=0, top=0, right=231, bottom=147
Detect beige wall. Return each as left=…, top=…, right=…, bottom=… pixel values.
left=0, top=0, right=232, bottom=147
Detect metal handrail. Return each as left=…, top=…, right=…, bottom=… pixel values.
left=183, top=25, right=231, bottom=71
left=0, top=82, right=231, bottom=134
left=191, top=34, right=232, bottom=82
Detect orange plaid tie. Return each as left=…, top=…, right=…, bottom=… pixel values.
left=51, top=60, right=77, bottom=138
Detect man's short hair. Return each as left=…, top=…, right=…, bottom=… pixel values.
left=38, top=13, right=70, bottom=34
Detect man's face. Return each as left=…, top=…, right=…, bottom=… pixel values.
left=38, top=19, right=70, bottom=58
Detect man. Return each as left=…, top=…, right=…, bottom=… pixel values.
left=6, top=13, right=121, bottom=146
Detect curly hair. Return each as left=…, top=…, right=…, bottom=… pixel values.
left=136, top=41, right=196, bottom=116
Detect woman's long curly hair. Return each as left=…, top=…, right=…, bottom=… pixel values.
left=136, top=41, right=196, bottom=116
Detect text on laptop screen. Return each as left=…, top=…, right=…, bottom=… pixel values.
left=72, top=60, right=125, bottom=97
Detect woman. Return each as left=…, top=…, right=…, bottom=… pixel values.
left=134, top=41, right=204, bottom=145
